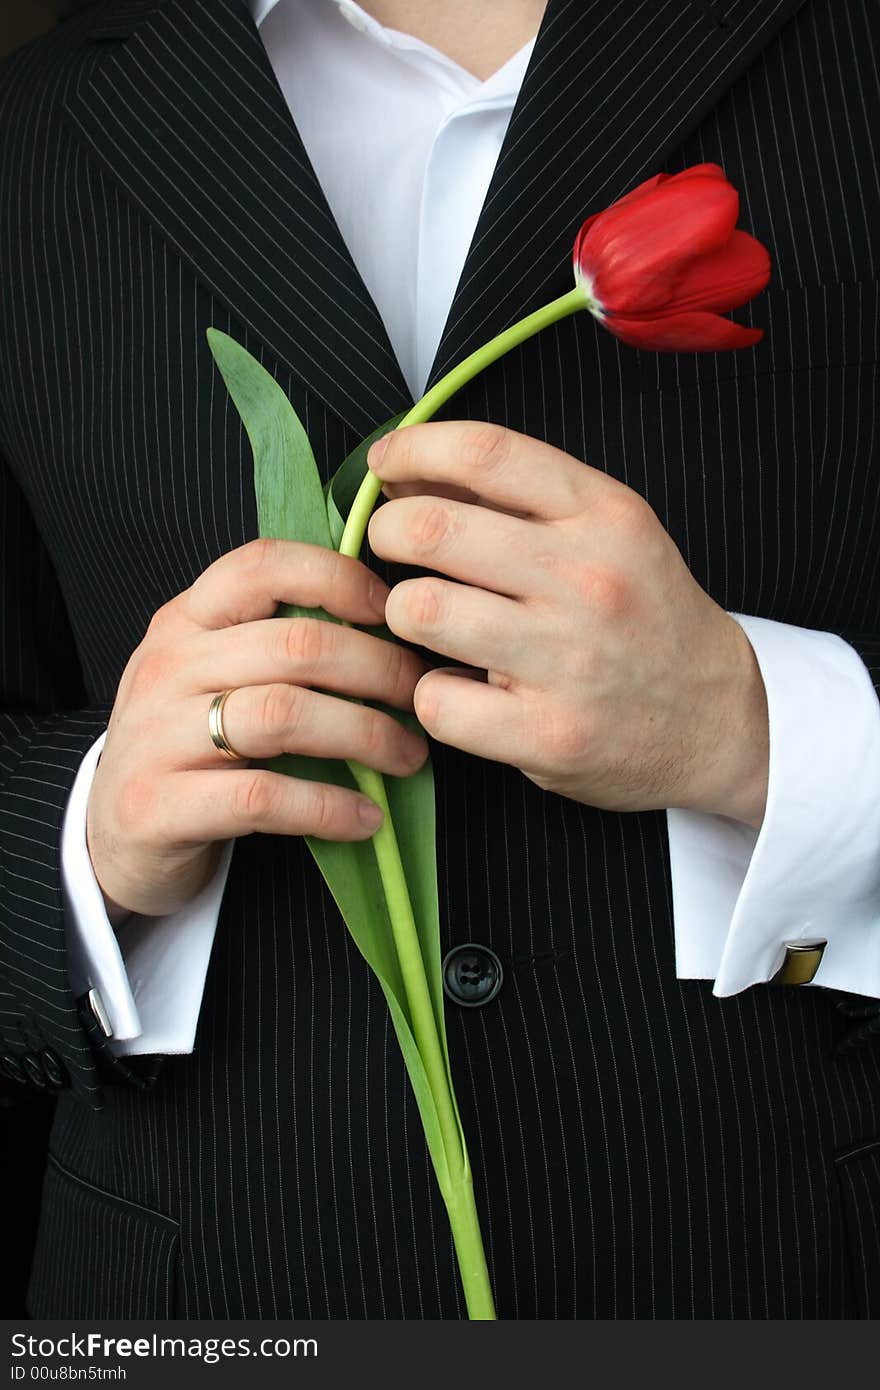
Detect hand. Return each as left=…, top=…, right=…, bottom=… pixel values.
left=87, top=538, right=429, bottom=921
left=366, top=421, right=770, bottom=828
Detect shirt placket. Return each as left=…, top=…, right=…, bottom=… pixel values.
left=415, top=91, right=519, bottom=395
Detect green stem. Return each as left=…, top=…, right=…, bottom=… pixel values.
left=338, top=285, right=586, bottom=561
left=346, top=761, right=497, bottom=1320
left=337, top=286, right=585, bottom=1320
left=447, top=1175, right=497, bottom=1320
left=345, top=762, right=462, bottom=1168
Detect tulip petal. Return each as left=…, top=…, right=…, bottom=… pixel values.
left=572, top=162, right=770, bottom=355
left=572, top=174, right=671, bottom=259
left=602, top=310, right=764, bottom=352
left=578, top=177, right=741, bottom=313
left=572, top=167, right=731, bottom=288
left=604, top=164, right=726, bottom=216
left=666, top=230, right=771, bottom=313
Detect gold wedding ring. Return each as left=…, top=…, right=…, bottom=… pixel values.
left=208, top=688, right=246, bottom=760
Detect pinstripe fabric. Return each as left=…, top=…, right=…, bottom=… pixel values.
left=28, top=1155, right=179, bottom=1318
left=835, top=1139, right=880, bottom=1318
left=2, top=0, right=880, bottom=1318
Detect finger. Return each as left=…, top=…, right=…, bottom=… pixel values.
left=377, top=478, right=524, bottom=518
left=157, top=768, right=385, bottom=843
left=385, top=577, right=540, bottom=679
left=368, top=494, right=553, bottom=600
left=368, top=421, right=615, bottom=521
left=172, top=538, right=389, bottom=631
left=183, top=617, right=428, bottom=709
left=175, top=685, right=428, bottom=778
left=412, top=668, right=527, bottom=763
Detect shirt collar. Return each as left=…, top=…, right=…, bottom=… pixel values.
left=248, top=1, right=451, bottom=51
left=251, top=0, right=356, bottom=28
left=249, top=1, right=535, bottom=100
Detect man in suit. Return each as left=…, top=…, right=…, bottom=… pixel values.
left=1, top=0, right=879, bottom=1318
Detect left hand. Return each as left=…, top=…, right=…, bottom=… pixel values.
left=367, top=421, right=769, bottom=829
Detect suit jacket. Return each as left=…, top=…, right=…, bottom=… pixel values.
left=1, top=0, right=879, bottom=1319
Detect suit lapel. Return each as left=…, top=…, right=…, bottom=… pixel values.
left=426, top=0, right=809, bottom=388
left=62, top=0, right=413, bottom=437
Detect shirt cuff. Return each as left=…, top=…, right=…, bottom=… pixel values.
left=61, top=730, right=234, bottom=1056
left=668, top=614, right=880, bottom=1000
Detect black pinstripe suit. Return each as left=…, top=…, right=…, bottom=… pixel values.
left=2, top=0, right=880, bottom=1318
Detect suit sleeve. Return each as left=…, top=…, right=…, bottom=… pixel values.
left=0, top=449, right=159, bottom=1109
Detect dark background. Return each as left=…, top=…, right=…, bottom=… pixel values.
left=0, top=1, right=90, bottom=59
left=0, top=0, right=98, bottom=1319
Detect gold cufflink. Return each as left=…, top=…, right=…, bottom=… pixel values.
left=769, top=940, right=827, bottom=986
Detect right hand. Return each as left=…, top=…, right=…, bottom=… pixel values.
left=86, top=538, right=430, bottom=922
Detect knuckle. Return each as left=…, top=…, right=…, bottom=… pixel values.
left=259, top=682, right=301, bottom=737
left=539, top=710, right=590, bottom=766
left=411, top=502, right=456, bottom=555
left=145, top=601, right=176, bottom=639
left=362, top=709, right=389, bottom=761
left=306, top=782, right=334, bottom=834
left=575, top=566, right=629, bottom=617
left=606, top=487, right=653, bottom=538
left=461, top=423, right=512, bottom=479
left=241, top=536, right=282, bottom=573
left=383, top=637, right=409, bottom=692
left=406, top=579, right=445, bottom=631
left=281, top=617, right=331, bottom=670
left=213, top=537, right=280, bottom=595
left=127, top=642, right=177, bottom=699
left=233, top=770, right=278, bottom=825
left=322, top=546, right=348, bottom=593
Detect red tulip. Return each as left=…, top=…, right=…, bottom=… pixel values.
left=572, top=163, right=771, bottom=351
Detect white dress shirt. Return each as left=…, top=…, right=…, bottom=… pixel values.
left=61, top=0, right=880, bottom=1055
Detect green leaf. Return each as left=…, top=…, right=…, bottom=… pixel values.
left=382, top=987, right=452, bottom=1194
left=325, top=411, right=407, bottom=548
left=209, top=330, right=468, bottom=1183
left=268, top=734, right=466, bottom=1182
left=206, top=327, right=332, bottom=621
left=382, top=711, right=468, bottom=1168
left=266, top=744, right=455, bottom=1191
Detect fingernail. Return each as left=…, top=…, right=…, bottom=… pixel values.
left=358, top=799, right=384, bottom=832
left=367, top=435, right=391, bottom=472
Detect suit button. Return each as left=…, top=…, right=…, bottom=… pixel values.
left=0, top=1054, right=27, bottom=1085
left=20, top=1053, right=47, bottom=1088
left=40, top=1049, right=69, bottom=1088
left=442, top=943, right=503, bottom=1008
